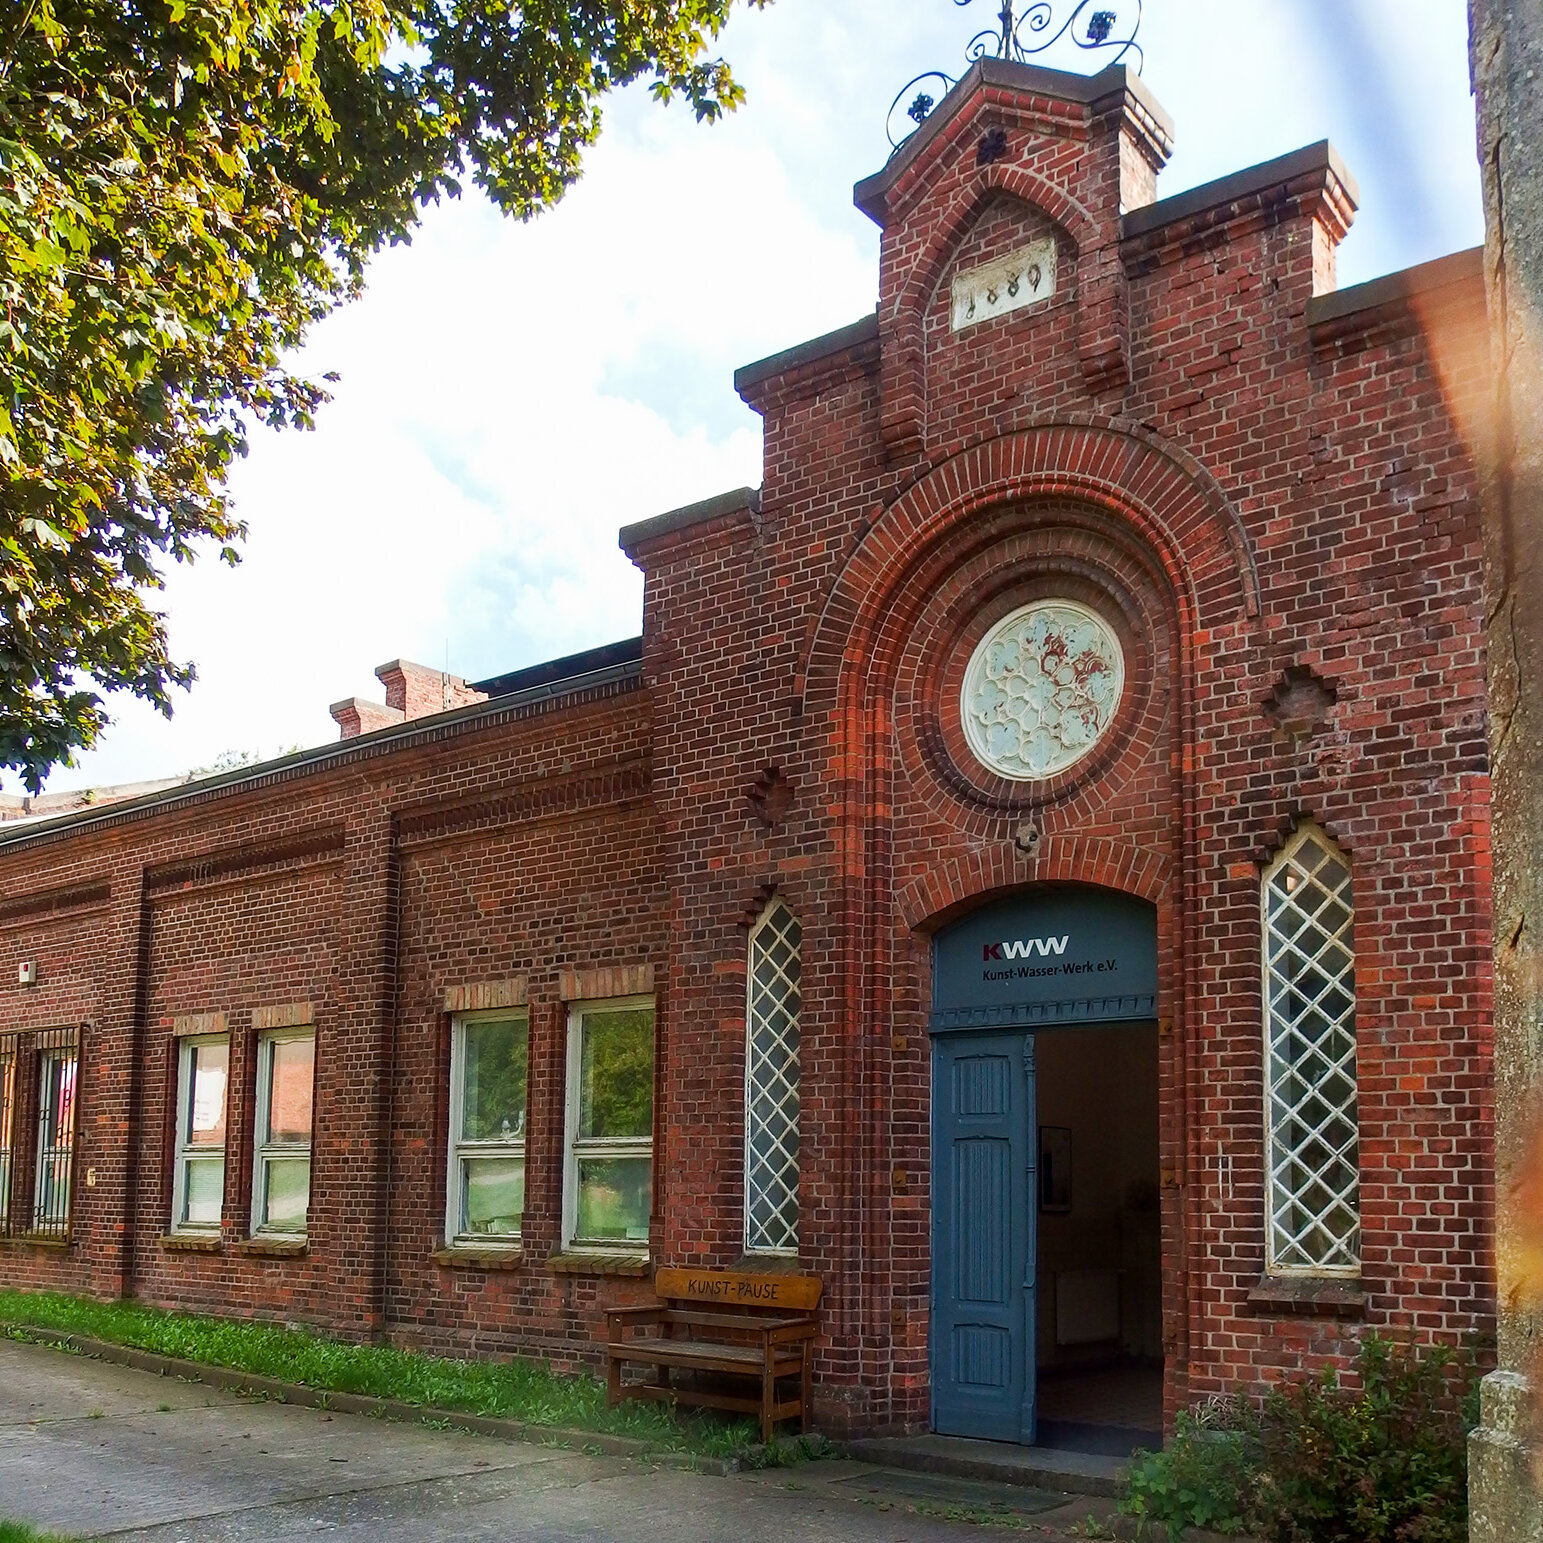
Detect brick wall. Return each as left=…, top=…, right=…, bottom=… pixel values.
left=0, top=57, right=1494, bottom=1439
left=0, top=678, right=662, bottom=1356
left=628, top=61, right=1493, bottom=1431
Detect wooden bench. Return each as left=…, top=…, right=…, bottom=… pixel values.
left=605, top=1268, right=822, bottom=1442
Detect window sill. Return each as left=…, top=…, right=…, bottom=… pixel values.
left=548, top=1251, right=650, bottom=1278
left=732, top=1252, right=804, bottom=1273
left=232, top=1235, right=308, bottom=1258
left=0, top=1232, right=71, bottom=1250
left=160, top=1232, right=223, bottom=1254
left=1247, top=1274, right=1365, bottom=1318
left=433, top=1244, right=523, bottom=1271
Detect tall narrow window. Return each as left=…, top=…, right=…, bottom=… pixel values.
left=0, top=1037, right=16, bottom=1230
left=1263, top=825, right=1360, bottom=1276
left=33, top=1028, right=78, bottom=1237
left=745, top=901, right=801, bottom=1255
left=446, top=1012, right=528, bottom=1246
left=252, top=1032, right=315, bottom=1236
left=172, top=1036, right=229, bottom=1232
left=564, top=998, right=654, bottom=1253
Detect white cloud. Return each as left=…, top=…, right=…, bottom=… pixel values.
left=31, top=0, right=1483, bottom=793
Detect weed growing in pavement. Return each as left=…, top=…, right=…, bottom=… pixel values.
left=1070, top=1513, right=1117, bottom=1540
left=0, top=1289, right=759, bottom=1459
left=733, top=1431, right=839, bottom=1469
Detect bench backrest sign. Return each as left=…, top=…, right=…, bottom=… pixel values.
left=654, top=1267, right=821, bottom=1312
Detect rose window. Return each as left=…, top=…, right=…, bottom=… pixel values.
left=960, top=600, right=1125, bottom=780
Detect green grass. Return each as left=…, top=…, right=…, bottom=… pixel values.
left=0, top=1522, right=78, bottom=1543
left=0, top=1289, right=758, bottom=1459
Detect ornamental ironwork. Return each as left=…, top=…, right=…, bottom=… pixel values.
left=960, top=600, right=1124, bottom=781
left=887, top=1, right=1144, bottom=150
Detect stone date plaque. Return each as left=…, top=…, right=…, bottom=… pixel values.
left=951, top=237, right=1058, bottom=331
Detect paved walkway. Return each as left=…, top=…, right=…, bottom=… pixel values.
left=0, top=1339, right=1115, bottom=1541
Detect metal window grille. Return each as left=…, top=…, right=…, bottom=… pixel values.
left=1263, top=827, right=1360, bottom=1275
left=32, top=1026, right=79, bottom=1239
left=745, top=901, right=801, bottom=1254
left=0, top=1035, right=16, bottom=1230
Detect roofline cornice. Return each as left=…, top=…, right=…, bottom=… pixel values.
left=0, top=662, right=644, bottom=856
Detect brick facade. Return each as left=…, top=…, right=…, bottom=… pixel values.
left=0, top=59, right=1493, bottom=1438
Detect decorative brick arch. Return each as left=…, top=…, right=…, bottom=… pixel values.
left=808, top=419, right=1232, bottom=1391
left=799, top=416, right=1259, bottom=719
left=880, top=167, right=1101, bottom=453
left=898, top=836, right=1172, bottom=932
left=889, top=163, right=1098, bottom=325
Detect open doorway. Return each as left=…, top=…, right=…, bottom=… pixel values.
left=1033, top=1022, right=1163, bottom=1456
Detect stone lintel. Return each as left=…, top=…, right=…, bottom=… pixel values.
left=558, top=964, right=654, bottom=1003
left=443, top=978, right=529, bottom=1014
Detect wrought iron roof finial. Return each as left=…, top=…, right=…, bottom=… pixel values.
left=887, top=1, right=1144, bottom=150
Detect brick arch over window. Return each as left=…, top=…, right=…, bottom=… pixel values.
left=797, top=416, right=1259, bottom=720
left=880, top=169, right=1099, bottom=453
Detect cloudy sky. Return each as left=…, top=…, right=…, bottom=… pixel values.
left=28, top=0, right=1483, bottom=795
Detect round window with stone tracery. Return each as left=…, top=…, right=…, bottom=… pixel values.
left=959, top=599, right=1126, bottom=781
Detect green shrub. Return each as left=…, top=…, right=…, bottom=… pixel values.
left=1256, top=1337, right=1477, bottom=1543
left=1119, top=1338, right=1479, bottom=1543
left=1121, top=1401, right=1264, bottom=1539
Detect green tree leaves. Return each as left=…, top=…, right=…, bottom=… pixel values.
left=1, top=0, right=764, bottom=790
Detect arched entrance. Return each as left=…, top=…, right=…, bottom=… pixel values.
left=930, top=885, right=1161, bottom=1450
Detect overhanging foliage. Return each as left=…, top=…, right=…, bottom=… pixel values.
left=0, top=0, right=764, bottom=789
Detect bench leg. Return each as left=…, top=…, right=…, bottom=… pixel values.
left=800, top=1341, right=813, bottom=1434
left=607, top=1353, right=622, bottom=1408
left=762, top=1364, right=776, bottom=1445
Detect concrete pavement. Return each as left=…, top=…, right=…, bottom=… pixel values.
left=0, top=1339, right=1115, bottom=1540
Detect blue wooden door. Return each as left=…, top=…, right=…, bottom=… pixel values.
left=931, top=1032, right=1037, bottom=1443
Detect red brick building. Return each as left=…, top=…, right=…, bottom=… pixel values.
left=0, top=60, right=1493, bottom=1448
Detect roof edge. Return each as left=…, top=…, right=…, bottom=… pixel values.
left=733, top=312, right=880, bottom=400
left=471, top=636, right=642, bottom=698
left=618, top=486, right=760, bottom=557
left=1121, top=139, right=1360, bottom=242
left=1305, top=246, right=1485, bottom=331
left=855, top=59, right=1169, bottom=224
left=0, top=659, right=645, bottom=855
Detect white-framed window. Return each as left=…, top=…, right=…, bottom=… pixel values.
left=1263, top=824, right=1361, bottom=1276
left=171, top=1035, right=229, bottom=1232
left=745, top=901, right=801, bottom=1255
left=445, top=1011, right=528, bottom=1246
left=33, top=1028, right=77, bottom=1237
left=251, top=1031, right=315, bottom=1236
left=563, top=996, right=654, bottom=1253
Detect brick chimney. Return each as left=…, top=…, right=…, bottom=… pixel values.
left=374, top=660, right=488, bottom=719
left=329, top=660, right=488, bottom=741
left=329, top=697, right=406, bottom=740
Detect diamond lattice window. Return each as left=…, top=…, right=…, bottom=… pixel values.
left=1263, top=826, right=1360, bottom=1276
left=746, top=901, right=801, bottom=1255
